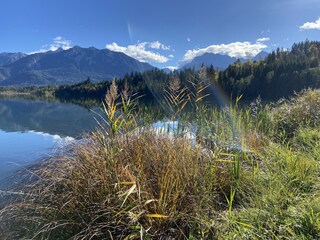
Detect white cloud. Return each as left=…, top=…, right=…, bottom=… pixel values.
left=29, top=36, right=72, bottom=54
left=165, top=66, right=177, bottom=71
left=182, top=40, right=268, bottom=63
left=32, top=131, right=75, bottom=143
left=148, top=41, right=170, bottom=50
left=149, top=41, right=161, bottom=49
left=168, top=54, right=174, bottom=58
left=300, top=17, right=320, bottom=30
left=257, top=37, right=270, bottom=42
left=187, top=38, right=191, bottom=42
left=106, top=41, right=170, bottom=63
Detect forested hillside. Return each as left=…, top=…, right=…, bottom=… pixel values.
left=220, top=40, right=320, bottom=98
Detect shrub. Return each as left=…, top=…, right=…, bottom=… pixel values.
left=272, top=89, right=320, bottom=137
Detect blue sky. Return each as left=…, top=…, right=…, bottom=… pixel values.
left=0, top=0, right=320, bottom=68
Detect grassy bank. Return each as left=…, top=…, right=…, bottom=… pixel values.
left=0, top=86, right=319, bottom=239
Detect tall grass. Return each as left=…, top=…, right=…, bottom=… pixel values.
left=217, top=89, right=320, bottom=239
left=0, top=84, right=319, bottom=239
left=0, top=126, right=255, bottom=239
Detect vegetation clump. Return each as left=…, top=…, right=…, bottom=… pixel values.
left=1, top=81, right=320, bottom=239
left=272, top=88, right=320, bottom=137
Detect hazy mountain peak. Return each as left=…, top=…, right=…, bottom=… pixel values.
left=180, top=51, right=269, bottom=70
left=252, top=51, right=269, bottom=61
left=181, top=52, right=240, bottom=70
left=54, top=47, right=65, bottom=52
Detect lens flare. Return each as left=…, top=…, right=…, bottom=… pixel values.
left=143, top=72, right=244, bottom=151
left=127, top=22, right=133, bottom=43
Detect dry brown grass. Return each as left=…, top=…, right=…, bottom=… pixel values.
left=0, top=128, right=244, bottom=239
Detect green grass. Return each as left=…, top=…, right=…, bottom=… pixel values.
left=220, top=140, right=320, bottom=239
left=0, top=86, right=319, bottom=239
left=272, top=88, right=320, bottom=138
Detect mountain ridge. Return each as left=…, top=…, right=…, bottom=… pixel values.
left=180, top=51, right=269, bottom=70
left=0, top=52, right=27, bottom=67
left=0, top=46, right=154, bottom=86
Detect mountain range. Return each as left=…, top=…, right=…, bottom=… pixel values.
left=0, top=47, right=269, bottom=86
left=0, top=46, right=154, bottom=86
left=180, top=51, right=268, bottom=70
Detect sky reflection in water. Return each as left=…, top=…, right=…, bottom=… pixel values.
left=0, top=98, right=97, bottom=182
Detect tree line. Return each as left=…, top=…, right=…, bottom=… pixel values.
left=2, top=40, right=319, bottom=104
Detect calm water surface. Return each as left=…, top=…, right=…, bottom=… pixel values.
left=0, top=98, right=97, bottom=184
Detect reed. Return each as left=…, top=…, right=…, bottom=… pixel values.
left=1, top=84, right=319, bottom=239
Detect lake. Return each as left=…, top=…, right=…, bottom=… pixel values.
left=0, top=97, right=206, bottom=188
left=0, top=98, right=97, bottom=186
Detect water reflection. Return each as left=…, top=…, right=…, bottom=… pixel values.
left=0, top=98, right=97, bottom=137
left=0, top=130, right=72, bottom=180
left=0, top=98, right=97, bottom=184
